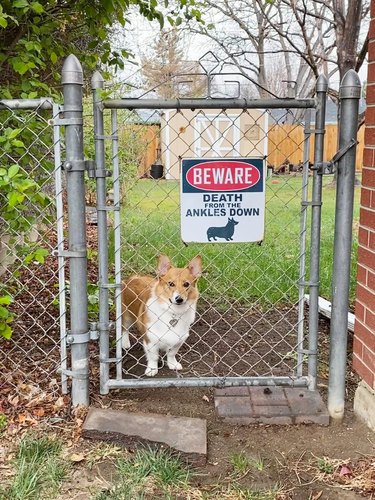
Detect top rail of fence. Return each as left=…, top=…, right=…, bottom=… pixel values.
left=102, top=98, right=317, bottom=110
left=0, top=98, right=54, bottom=111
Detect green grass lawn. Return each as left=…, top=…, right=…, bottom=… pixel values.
left=112, top=175, right=360, bottom=308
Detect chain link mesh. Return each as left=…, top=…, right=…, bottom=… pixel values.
left=102, top=104, right=313, bottom=384
left=0, top=103, right=69, bottom=414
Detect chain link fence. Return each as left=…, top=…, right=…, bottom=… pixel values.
left=1, top=57, right=360, bottom=415
left=0, top=100, right=69, bottom=415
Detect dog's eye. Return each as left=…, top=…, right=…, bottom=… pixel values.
left=167, top=281, right=175, bottom=287
left=183, top=282, right=190, bottom=288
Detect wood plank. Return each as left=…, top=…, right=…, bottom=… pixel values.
left=304, top=294, right=355, bottom=332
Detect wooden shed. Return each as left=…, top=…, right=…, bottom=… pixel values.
left=160, top=109, right=268, bottom=180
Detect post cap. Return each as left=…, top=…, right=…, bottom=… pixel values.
left=316, top=74, right=328, bottom=93
left=91, top=71, right=104, bottom=90
left=340, top=69, right=361, bottom=99
left=61, top=54, right=83, bottom=85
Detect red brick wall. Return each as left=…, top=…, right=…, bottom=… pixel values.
left=353, top=1, right=375, bottom=389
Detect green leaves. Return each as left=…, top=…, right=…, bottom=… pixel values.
left=11, top=59, right=36, bottom=76
left=24, top=248, right=49, bottom=264
left=8, top=163, right=20, bottom=178
left=31, top=2, right=44, bottom=14
left=0, top=294, right=13, bottom=339
left=13, top=0, right=29, bottom=8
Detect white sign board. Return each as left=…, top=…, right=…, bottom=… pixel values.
left=180, top=158, right=265, bottom=243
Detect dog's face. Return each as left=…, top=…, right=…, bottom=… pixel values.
left=229, top=218, right=239, bottom=225
left=156, top=254, right=202, bottom=306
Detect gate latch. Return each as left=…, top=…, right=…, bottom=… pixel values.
left=318, top=138, right=358, bottom=175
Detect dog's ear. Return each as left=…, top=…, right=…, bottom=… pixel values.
left=188, top=255, right=202, bottom=278
left=157, top=254, right=171, bottom=276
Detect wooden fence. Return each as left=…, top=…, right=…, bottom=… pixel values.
left=124, top=123, right=365, bottom=177
left=267, top=124, right=365, bottom=171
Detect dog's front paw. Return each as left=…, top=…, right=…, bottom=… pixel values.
left=167, top=359, right=183, bottom=371
left=145, top=366, right=158, bottom=377
left=122, top=333, right=131, bottom=350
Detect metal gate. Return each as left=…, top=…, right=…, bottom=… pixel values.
left=88, top=74, right=329, bottom=394
left=57, top=55, right=361, bottom=413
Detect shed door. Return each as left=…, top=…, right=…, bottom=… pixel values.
left=194, top=114, right=241, bottom=157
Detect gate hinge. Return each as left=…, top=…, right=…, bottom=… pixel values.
left=317, top=138, right=358, bottom=175
left=86, top=160, right=112, bottom=179
left=62, top=159, right=111, bottom=177
left=66, top=324, right=99, bottom=345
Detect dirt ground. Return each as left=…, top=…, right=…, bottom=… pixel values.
left=1, top=226, right=374, bottom=499
left=120, top=301, right=301, bottom=379
left=52, top=313, right=373, bottom=499
left=85, top=381, right=373, bottom=499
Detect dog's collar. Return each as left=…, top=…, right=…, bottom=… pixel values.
left=169, top=318, right=179, bottom=327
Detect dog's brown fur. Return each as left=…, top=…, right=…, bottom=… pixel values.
left=122, top=255, right=202, bottom=344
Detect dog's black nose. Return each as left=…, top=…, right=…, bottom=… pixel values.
left=175, top=296, right=184, bottom=304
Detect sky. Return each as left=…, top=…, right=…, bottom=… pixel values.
left=110, top=7, right=369, bottom=96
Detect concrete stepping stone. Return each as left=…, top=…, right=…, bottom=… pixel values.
left=82, top=408, right=207, bottom=466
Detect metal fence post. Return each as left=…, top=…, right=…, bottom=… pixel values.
left=61, top=55, right=89, bottom=406
left=328, top=70, right=361, bottom=420
left=91, top=71, right=110, bottom=395
left=308, top=75, right=328, bottom=391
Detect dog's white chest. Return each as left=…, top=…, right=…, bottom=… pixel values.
left=146, top=297, right=196, bottom=351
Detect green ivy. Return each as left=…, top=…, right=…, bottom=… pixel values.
left=0, top=0, right=203, bottom=340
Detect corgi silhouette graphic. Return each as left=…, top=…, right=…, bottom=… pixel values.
left=207, top=218, right=239, bottom=241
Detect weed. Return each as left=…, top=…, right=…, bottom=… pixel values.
left=250, top=456, right=265, bottom=472
left=230, top=451, right=250, bottom=474
left=96, top=446, right=191, bottom=499
left=230, top=451, right=265, bottom=475
left=0, top=435, right=68, bottom=500
left=118, top=447, right=190, bottom=487
left=317, top=457, right=335, bottom=474
left=0, top=413, right=7, bottom=432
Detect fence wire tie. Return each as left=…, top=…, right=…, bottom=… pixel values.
left=96, top=205, right=119, bottom=212
left=299, top=280, right=320, bottom=287
left=301, top=201, right=323, bottom=207
left=94, top=134, right=119, bottom=140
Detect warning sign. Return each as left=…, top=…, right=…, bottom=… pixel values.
left=180, top=158, right=265, bottom=243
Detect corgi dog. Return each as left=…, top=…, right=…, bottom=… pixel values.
left=121, top=254, right=202, bottom=377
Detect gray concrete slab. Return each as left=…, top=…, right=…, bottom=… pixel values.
left=214, top=387, right=329, bottom=425
left=82, top=408, right=207, bottom=466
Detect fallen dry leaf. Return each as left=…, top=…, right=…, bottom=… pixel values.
left=32, top=408, right=45, bottom=417
left=339, top=465, right=352, bottom=476
left=70, top=453, right=85, bottom=463
left=311, top=491, right=323, bottom=500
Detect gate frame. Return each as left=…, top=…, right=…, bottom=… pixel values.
left=91, top=79, right=328, bottom=394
